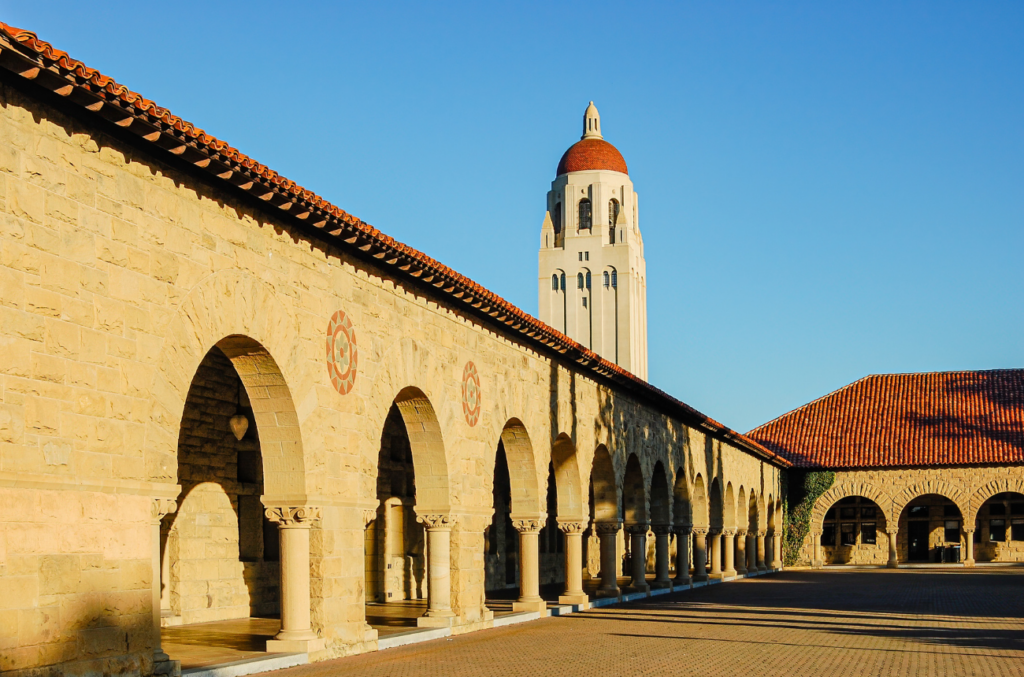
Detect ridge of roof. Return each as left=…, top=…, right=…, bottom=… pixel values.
left=0, top=23, right=790, bottom=467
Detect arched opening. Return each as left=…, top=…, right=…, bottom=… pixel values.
left=585, top=445, right=619, bottom=591
left=973, top=492, right=1024, bottom=562
left=161, top=336, right=306, bottom=666
left=539, top=463, right=565, bottom=591
left=608, top=198, right=619, bottom=244
left=648, top=462, right=671, bottom=585
left=621, top=454, right=647, bottom=588
left=553, top=202, right=563, bottom=246
left=484, top=441, right=518, bottom=593
left=578, top=198, right=592, bottom=231
left=895, top=494, right=964, bottom=563
left=817, top=496, right=888, bottom=565
left=365, top=387, right=451, bottom=633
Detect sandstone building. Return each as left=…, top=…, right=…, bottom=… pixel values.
left=749, top=369, right=1024, bottom=568
left=0, top=24, right=786, bottom=676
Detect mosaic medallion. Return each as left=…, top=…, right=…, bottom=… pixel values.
left=461, top=361, right=481, bottom=427
left=326, top=310, right=358, bottom=395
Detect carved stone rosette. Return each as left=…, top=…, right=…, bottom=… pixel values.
left=417, top=513, right=457, bottom=531
left=557, top=521, right=586, bottom=535
left=624, top=523, right=650, bottom=535
left=757, top=529, right=768, bottom=538
left=265, top=506, right=323, bottom=527
left=651, top=524, right=673, bottom=536
left=595, top=521, right=622, bottom=536
left=151, top=498, right=177, bottom=523
left=511, top=518, right=544, bottom=534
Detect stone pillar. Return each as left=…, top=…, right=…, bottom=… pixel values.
left=812, top=531, right=822, bottom=568
left=265, top=506, right=325, bottom=652
left=747, top=533, right=757, bottom=572
left=510, top=518, right=546, bottom=612
left=709, top=530, right=723, bottom=578
left=625, top=524, right=650, bottom=592
left=673, top=526, right=692, bottom=586
left=596, top=521, right=622, bottom=595
left=558, top=521, right=588, bottom=605
left=151, top=499, right=180, bottom=676
left=723, top=529, right=737, bottom=577
left=415, top=513, right=458, bottom=626
left=735, top=529, right=748, bottom=575
left=756, top=530, right=768, bottom=572
left=963, top=527, right=975, bottom=567
left=692, top=528, right=708, bottom=582
left=652, top=525, right=672, bottom=588
left=887, top=528, right=899, bottom=569
left=771, top=530, right=783, bottom=570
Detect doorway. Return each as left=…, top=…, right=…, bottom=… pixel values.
left=908, top=521, right=930, bottom=561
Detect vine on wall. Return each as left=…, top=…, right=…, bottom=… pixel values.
left=782, top=469, right=835, bottom=566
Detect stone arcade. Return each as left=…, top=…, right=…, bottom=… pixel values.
left=0, top=25, right=786, bottom=676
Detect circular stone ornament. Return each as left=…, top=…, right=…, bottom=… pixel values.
left=461, top=361, right=481, bottom=427
left=326, top=310, right=358, bottom=395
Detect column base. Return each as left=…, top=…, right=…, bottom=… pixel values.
left=757, top=565, right=768, bottom=573
left=512, top=599, right=548, bottom=613
left=724, top=569, right=737, bottom=578
left=692, top=574, right=708, bottom=583
left=651, top=579, right=673, bottom=590
left=963, top=559, right=976, bottom=568
left=735, top=568, right=748, bottom=576
left=417, top=612, right=456, bottom=628
left=625, top=582, right=650, bottom=594
left=708, top=573, right=724, bottom=581
left=673, top=576, right=691, bottom=587
left=152, top=655, right=180, bottom=677
left=267, top=637, right=325, bottom=653
left=595, top=587, right=620, bottom=598
left=558, top=593, right=589, bottom=606
left=886, top=560, right=899, bottom=569
left=771, top=560, right=782, bottom=569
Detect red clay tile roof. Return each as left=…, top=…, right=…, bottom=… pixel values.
left=748, top=369, right=1024, bottom=469
left=557, top=138, right=628, bottom=176
left=0, top=22, right=787, bottom=467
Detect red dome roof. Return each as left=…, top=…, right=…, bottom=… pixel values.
left=556, top=138, right=628, bottom=176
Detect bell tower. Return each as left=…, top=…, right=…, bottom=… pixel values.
left=538, top=103, right=648, bottom=381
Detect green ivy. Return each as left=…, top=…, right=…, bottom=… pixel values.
left=782, top=469, right=835, bottom=566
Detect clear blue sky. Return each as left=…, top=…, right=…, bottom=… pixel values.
left=6, top=2, right=1022, bottom=432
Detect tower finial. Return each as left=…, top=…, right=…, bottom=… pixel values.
left=582, top=101, right=602, bottom=140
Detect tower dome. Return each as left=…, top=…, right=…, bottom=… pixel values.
left=555, top=101, right=628, bottom=176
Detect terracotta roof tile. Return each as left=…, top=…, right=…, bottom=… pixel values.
left=557, top=139, right=628, bottom=176
left=748, top=369, right=1024, bottom=469
left=0, top=22, right=787, bottom=467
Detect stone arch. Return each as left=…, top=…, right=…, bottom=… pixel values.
left=891, top=480, right=968, bottom=527
left=391, top=387, right=452, bottom=513
left=672, top=471, right=692, bottom=527
left=747, top=489, right=760, bottom=533
left=552, top=433, right=585, bottom=521
left=812, top=482, right=892, bottom=532
left=622, top=453, right=648, bottom=525
left=148, top=269, right=312, bottom=498
left=499, top=419, right=543, bottom=518
left=736, top=486, right=746, bottom=528
left=969, top=477, right=1024, bottom=523
left=692, top=474, right=709, bottom=529
left=590, top=444, right=619, bottom=522
left=650, top=461, right=671, bottom=526
left=709, top=478, right=724, bottom=529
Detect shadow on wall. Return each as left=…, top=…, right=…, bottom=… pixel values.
left=906, top=371, right=1024, bottom=453
left=587, top=570, right=1024, bottom=655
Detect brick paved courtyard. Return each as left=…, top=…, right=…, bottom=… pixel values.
left=276, top=568, right=1024, bottom=677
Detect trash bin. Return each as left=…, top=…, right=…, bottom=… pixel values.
left=935, top=546, right=945, bottom=563
left=948, top=545, right=961, bottom=563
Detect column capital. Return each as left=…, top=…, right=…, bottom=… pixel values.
left=757, top=529, right=767, bottom=538
left=651, top=524, right=673, bottom=536
left=416, top=513, right=457, bottom=531
left=624, top=523, right=650, bottom=535
left=362, top=509, right=377, bottom=527
left=557, top=520, right=586, bottom=534
left=265, top=506, right=322, bottom=527
left=708, top=528, right=722, bottom=536
left=595, top=520, right=622, bottom=535
left=722, top=528, right=737, bottom=537
left=151, top=498, right=176, bottom=523
left=692, top=527, right=709, bottom=536
left=886, top=527, right=899, bottom=535
left=512, top=518, right=544, bottom=533
left=673, top=524, right=693, bottom=536
left=963, top=526, right=975, bottom=534
left=735, top=528, right=747, bottom=537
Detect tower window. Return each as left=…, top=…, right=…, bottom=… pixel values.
left=551, top=274, right=558, bottom=291
left=609, top=199, right=619, bottom=244
left=560, top=273, right=566, bottom=291
left=584, top=251, right=589, bottom=261
left=553, top=203, right=562, bottom=236
left=585, top=272, right=591, bottom=289
left=603, top=271, right=609, bottom=288
left=582, top=297, right=587, bottom=308
left=611, top=270, right=617, bottom=288
left=578, top=199, right=592, bottom=231
left=577, top=273, right=584, bottom=289
left=578, top=252, right=583, bottom=261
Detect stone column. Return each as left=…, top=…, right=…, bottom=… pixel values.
left=510, top=518, right=546, bottom=612
left=596, top=521, right=622, bottom=595
left=723, top=529, right=737, bottom=577
left=265, top=506, right=325, bottom=652
left=652, top=525, right=672, bottom=588
left=692, top=528, right=709, bottom=582
left=771, top=530, right=783, bottom=570
left=415, top=513, right=458, bottom=626
left=735, top=530, right=748, bottom=575
left=812, top=530, right=822, bottom=568
left=558, top=520, right=588, bottom=606
left=747, top=533, right=757, bottom=572
left=963, top=527, right=975, bottom=567
left=756, top=530, right=768, bottom=572
left=625, top=524, right=650, bottom=593
left=151, top=499, right=179, bottom=676
left=673, top=526, right=692, bottom=586
left=886, top=528, right=899, bottom=569
left=708, top=530, right=723, bottom=578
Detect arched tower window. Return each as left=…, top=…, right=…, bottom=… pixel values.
left=585, top=271, right=592, bottom=289
left=553, top=203, right=562, bottom=240
left=577, top=273, right=584, bottom=289
left=611, top=270, right=617, bottom=288
left=559, top=273, right=566, bottom=291
left=603, top=271, right=609, bottom=288
left=608, top=199, right=619, bottom=244
left=551, top=274, right=558, bottom=291
left=578, top=199, right=592, bottom=231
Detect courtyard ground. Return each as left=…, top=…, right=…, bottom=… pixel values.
left=274, top=568, right=1024, bottom=677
